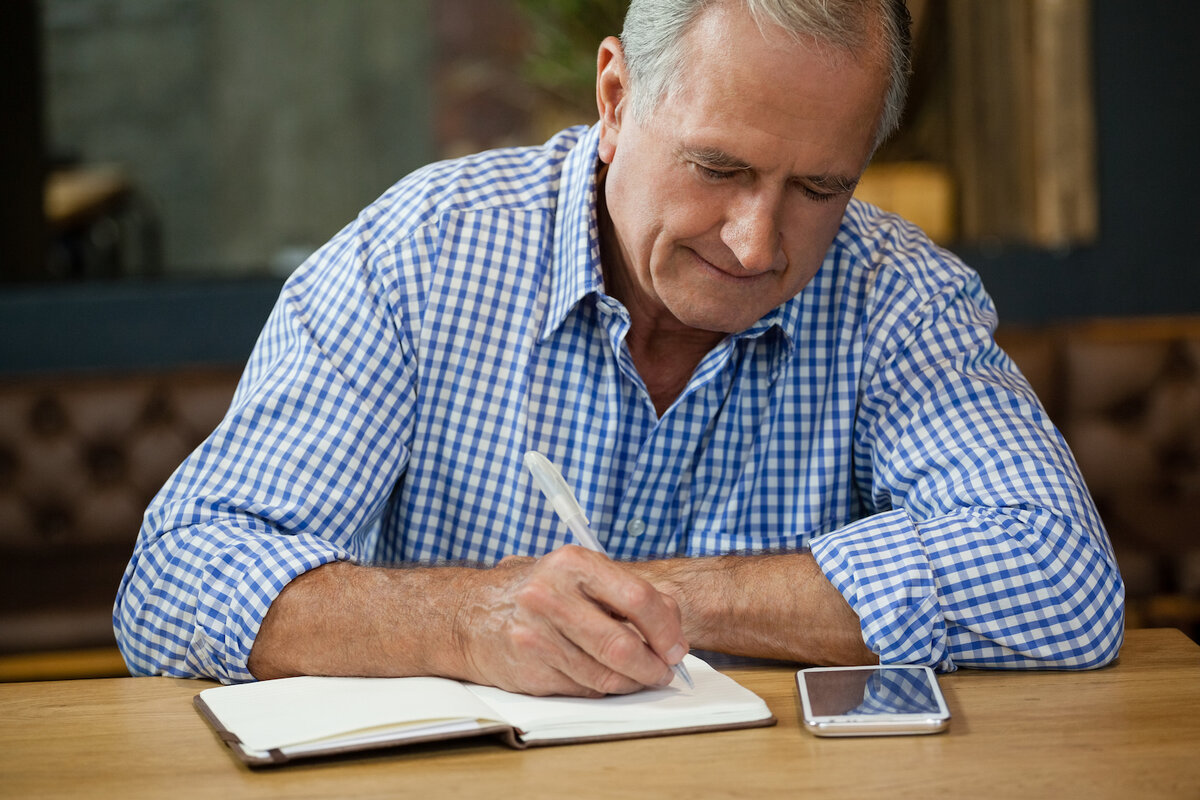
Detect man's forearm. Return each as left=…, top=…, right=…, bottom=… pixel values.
left=628, top=551, right=877, bottom=665
left=248, top=560, right=478, bottom=680
left=247, top=548, right=689, bottom=696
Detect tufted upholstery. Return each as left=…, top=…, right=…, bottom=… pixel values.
left=997, top=317, right=1200, bottom=637
left=0, top=368, right=240, bottom=654
left=2, top=316, right=1196, bottom=659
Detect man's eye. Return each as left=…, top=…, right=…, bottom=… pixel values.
left=696, top=164, right=736, bottom=180
left=801, top=186, right=840, bottom=203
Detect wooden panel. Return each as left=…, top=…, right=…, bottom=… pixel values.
left=855, top=162, right=955, bottom=243
left=0, top=647, right=129, bottom=683
left=947, top=0, right=1097, bottom=248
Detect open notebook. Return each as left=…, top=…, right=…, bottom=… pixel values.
left=194, top=655, right=775, bottom=766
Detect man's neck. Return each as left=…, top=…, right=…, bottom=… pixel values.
left=623, top=321, right=723, bottom=418
left=594, top=163, right=728, bottom=415
left=596, top=205, right=724, bottom=417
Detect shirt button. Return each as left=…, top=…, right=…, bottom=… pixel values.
left=626, top=518, right=647, bottom=537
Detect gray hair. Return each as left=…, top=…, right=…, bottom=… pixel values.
left=619, top=0, right=913, bottom=149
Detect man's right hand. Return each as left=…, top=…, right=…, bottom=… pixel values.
left=453, top=546, right=688, bottom=696
left=248, top=547, right=689, bottom=697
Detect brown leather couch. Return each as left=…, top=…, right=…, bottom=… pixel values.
left=1, top=316, right=1196, bottom=668
left=997, top=316, right=1200, bottom=637
left=0, top=367, right=240, bottom=655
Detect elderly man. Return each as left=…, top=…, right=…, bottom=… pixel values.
left=115, top=0, right=1124, bottom=694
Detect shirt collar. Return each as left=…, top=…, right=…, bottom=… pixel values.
left=541, top=125, right=606, bottom=341
left=540, top=123, right=807, bottom=358
left=732, top=293, right=803, bottom=356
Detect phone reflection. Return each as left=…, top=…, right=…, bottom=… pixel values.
left=805, top=667, right=941, bottom=716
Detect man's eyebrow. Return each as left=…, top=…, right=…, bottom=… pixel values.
left=805, top=173, right=860, bottom=193
left=680, top=145, right=859, bottom=192
left=678, top=145, right=752, bottom=170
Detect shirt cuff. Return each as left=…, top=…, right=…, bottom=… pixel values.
left=191, top=531, right=354, bottom=683
left=809, top=509, right=954, bottom=671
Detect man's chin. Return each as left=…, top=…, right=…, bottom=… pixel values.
left=659, top=268, right=781, bottom=335
left=667, top=301, right=764, bottom=336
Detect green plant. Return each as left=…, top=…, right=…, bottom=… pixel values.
left=515, top=0, right=628, bottom=113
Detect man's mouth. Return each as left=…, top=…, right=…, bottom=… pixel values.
left=688, top=248, right=774, bottom=283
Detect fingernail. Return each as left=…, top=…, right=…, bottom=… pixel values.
left=657, top=669, right=675, bottom=687
left=666, top=643, right=686, bottom=663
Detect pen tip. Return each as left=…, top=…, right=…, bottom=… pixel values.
left=673, top=662, right=695, bottom=690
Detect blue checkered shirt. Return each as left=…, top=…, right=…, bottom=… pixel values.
left=114, top=125, right=1124, bottom=683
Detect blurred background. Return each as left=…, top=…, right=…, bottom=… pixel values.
left=1, top=0, right=1197, bottom=678
left=3, top=0, right=1196, bottom=311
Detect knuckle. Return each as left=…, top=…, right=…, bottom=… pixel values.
left=509, top=624, right=542, bottom=652
left=594, top=669, right=641, bottom=696
left=659, top=591, right=680, bottom=617
left=543, top=545, right=584, bottom=568
left=596, top=629, right=642, bottom=665
left=618, top=579, right=657, bottom=611
left=512, top=579, right=554, bottom=614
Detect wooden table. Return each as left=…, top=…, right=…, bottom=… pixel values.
left=3, top=628, right=1198, bottom=799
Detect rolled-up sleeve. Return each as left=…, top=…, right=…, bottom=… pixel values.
left=114, top=211, right=424, bottom=682
left=811, top=271, right=1124, bottom=671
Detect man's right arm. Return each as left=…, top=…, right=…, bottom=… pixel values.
left=112, top=208, right=685, bottom=692
left=246, top=549, right=687, bottom=697
left=114, top=207, right=422, bottom=683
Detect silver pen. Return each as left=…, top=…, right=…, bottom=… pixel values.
left=524, top=450, right=694, bottom=690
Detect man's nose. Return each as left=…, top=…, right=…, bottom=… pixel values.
left=722, top=191, right=784, bottom=274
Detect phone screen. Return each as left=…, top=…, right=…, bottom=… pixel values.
left=802, top=666, right=942, bottom=716
left=796, top=665, right=950, bottom=736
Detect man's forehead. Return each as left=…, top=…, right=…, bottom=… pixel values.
left=660, top=1, right=888, bottom=157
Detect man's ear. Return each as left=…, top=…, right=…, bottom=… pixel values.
left=596, top=36, right=628, bottom=165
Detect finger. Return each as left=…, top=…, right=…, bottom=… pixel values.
left=507, top=548, right=671, bottom=691
left=503, top=661, right=606, bottom=698
left=570, top=616, right=673, bottom=693
left=568, top=552, right=689, bottom=670
left=498, top=601, right=642, bottom=696
left=533, top=629, right=645, bottom=697
left=536, top=548, right=684, bottom=687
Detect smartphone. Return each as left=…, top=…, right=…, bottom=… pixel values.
left=796, top=665, right=950, bottom=737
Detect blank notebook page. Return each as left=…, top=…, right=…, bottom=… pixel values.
left=463, top=655, right=769, bottom=741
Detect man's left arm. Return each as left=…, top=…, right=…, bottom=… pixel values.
left=629, top=550, right=877, bottom=666
left=635, top=277, right=1125, bottom=671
